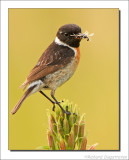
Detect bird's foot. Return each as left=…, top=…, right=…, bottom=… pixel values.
left=52, top=105, right=76, bottom=115
left=52, top=104, right=55, bottom=111
left=65, top=105, right=77, bottom=116
left=52, top=101, right=76, bottom=116
left=58, top=100, right=64, bottom=103
left=64, top=110, right=71, bottom=115
left=52, top=100, right=64, bottom=111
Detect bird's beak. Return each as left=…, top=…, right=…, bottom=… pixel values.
left=71, top=33, right=89, bottom=41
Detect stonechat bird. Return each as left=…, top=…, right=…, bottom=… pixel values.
left=11, top=24, right=90, bottom=115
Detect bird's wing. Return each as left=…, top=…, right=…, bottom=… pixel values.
left=20, top=42, right=75, bottom=89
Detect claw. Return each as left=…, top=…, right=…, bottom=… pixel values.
left=52, top=104, right=55, bottom=111
left=65, top=111, right=71, bottom=115
left=52, top=100, right=76, bottom=116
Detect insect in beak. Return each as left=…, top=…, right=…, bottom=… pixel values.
left=70, top=31, right=94, bottom=41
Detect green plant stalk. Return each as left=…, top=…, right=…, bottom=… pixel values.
left=38, top=99, right=98, bottom=150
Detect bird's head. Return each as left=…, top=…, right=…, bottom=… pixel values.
left=56, top=24, right=89, bottom=48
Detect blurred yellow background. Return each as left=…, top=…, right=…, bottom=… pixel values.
left=9, top=9, right=119, bottom=150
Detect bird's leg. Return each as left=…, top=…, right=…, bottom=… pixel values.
left=51, top=90, right=71, bottom=115
left=39, top=90, right=55, bottom=104
left=39, top=91, right=56, bottom=111
left=39, top=91, right=64, bottom=111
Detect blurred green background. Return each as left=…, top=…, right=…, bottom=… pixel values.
left=9, top=9, right=119, bottom=150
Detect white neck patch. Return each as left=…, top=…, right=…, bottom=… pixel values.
left=55, top=37, right=76, bottom=55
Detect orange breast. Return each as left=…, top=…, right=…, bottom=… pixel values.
left=75, top=47, right=80, bottom=64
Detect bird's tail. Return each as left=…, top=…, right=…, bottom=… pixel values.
left=11, top=85, right=36, bottom=115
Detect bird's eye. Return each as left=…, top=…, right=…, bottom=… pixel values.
left=64, top=33, right=69, bottom=37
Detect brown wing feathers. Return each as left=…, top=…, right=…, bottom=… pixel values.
left=20, top=41, right=75, bottom=89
